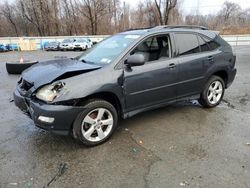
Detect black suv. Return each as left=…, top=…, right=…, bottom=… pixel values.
left=14, top=25, right=237, bottom=146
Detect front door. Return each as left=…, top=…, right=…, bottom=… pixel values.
left=123, top=34, right=179, bottom=112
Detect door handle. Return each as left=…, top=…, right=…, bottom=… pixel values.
left=208, top=56, right=214, bottom=62
left=168, top=63, right=176, bottom=69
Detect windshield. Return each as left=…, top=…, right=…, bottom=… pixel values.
left=79, top=34, right=140, bottom=65
left=75, top=38, right=86, bottom=43
left=62, top=39, right=74, bottom=43
left=49, top=42, right=58, bottom=45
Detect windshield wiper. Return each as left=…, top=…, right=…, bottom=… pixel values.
left=81, top=59, right=88, bottom=63
left=80, top=59, right=96, bottom=64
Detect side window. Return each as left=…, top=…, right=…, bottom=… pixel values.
left=197, top=36, right=210, bottom=52
left=201, top=36, right=220, bottom=51
left=146, top=37, right=159, bottom=50
left=131, top=35, right=171, bottom=63
left=175, top=33, right=200, bottom=56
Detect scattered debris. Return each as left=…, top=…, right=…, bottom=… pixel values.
left=221, top=99, right=235, bottom=109
left=180, top=181, right=189, bottom=186
left=9, top=98, right=14, bottom=103
left=131, top=148, right=139, bottom=154
left=9, top=182, right=18, bottom=186
left=169, top=145, right=175, bottom=150
left=139, top=140, right=143, bottom=144
left=45, top=163, right=67, bottom=187
left=239, top=94, right=250, bottom=105
left=191, top=100, right=199, bottom=105
left=242, top=165, right=245, bottom=168
left=125, top=128, right=129, bottom=131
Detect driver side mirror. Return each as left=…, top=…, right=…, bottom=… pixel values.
left=125, top=54, right=145, bottom=67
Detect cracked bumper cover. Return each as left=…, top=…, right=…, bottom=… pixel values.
left=13, top=89, right=85, bottom=135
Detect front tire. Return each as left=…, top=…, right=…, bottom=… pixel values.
left=72, top=99, right=118, bottom=146
left=199, top=75, right=225, bottom=108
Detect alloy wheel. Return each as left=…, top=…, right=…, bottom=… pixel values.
left=81, top=108, right=114, bottom=142
left=207, top=80, right=223, bottom=105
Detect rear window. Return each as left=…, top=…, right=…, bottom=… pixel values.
left=199, top=36, right=220, bottom=51
left=197, top=36, right=210, bottom=52
left=175, top=33, right=200, bottom=56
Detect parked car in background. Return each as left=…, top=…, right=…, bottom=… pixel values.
left=0, top=44, right=8, bottom=52
left=73, top=38, right=90, bottom=51
left=86, top=38, right=93, bottom=47
left=59, top=38, right=75, bottom=51
left=7, top=43, right=19, bottom=51
left=13, top=25, right=237, bottom=146
left=44, top=41, right=60, bottom=51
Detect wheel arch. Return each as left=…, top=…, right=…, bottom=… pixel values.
left=212, top=70, right=228, bottom=87
left=76, top=91, right=123, bottom=118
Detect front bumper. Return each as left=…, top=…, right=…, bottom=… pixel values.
left=74, top=45, right=86, bottom=50
left=45, top=47, right=58, bottom=51
left=13, top=89, right=84, bottom=135
left=60, top=46, right=74, bottom=50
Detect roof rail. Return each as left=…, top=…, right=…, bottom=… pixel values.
left=152, top=25, right=209, bottom=30
left=124, top=27, right=153, bottom=32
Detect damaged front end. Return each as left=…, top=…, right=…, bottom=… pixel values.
left=36, top=81, right=67, bottom=102
left=13, top=58, right=102, bottom=135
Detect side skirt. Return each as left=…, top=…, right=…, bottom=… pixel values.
left=122, top=94, right=200, bottom=119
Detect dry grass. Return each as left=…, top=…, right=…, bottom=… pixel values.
left=221, top=26, right=250, bottom=35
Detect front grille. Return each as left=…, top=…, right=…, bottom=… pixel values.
left=19, top=78, right=33, bottom=91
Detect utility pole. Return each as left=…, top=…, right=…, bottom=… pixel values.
left=196, top=0, right=200, bottom=25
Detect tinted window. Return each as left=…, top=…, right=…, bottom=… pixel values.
left=175, top=33, right=200, bottom=56
left=202, top=36, right=220, bottom=51
left=197, top=36, right=210, bottom=52
left=131, top=35, right=171, bottom=62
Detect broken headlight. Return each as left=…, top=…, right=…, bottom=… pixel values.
left=36, top=82, right=66, bottom=102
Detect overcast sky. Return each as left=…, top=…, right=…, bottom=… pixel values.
left=125, top=0, right=250, bottom=15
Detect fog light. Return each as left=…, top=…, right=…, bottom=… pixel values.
left=38, top=116, right=55, bottom=123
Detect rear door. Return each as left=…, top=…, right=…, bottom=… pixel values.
left=123, top=34, right=179, bottom=112
left=173, top=32, right=208, bottom=98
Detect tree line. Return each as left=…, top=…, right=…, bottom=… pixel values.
left=0, top=0, right=249, bottom=37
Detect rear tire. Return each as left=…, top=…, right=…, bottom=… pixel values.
left=72, top=99, right=118, bottom=146
left=199, top=75, right=225, bottom=108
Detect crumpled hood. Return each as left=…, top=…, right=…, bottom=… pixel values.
left=22, top=58, right=101, bottom=88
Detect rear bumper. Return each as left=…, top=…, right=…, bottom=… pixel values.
left=14, top=89, right=84, bottom=135
left=226, top=68, right=237, bottom=88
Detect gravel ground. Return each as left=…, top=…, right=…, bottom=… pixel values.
left=0, top=48, right=250, bottom=188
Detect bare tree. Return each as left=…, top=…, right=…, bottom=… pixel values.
left=76, top=0, right=110, bottom=34
left=1, top=0, right=250, bottom=36
left=154, top=0, right=177, bottom=25
left=220, top=1, right=241, bottom=24
left=1, top=2, right=19, bottom=36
